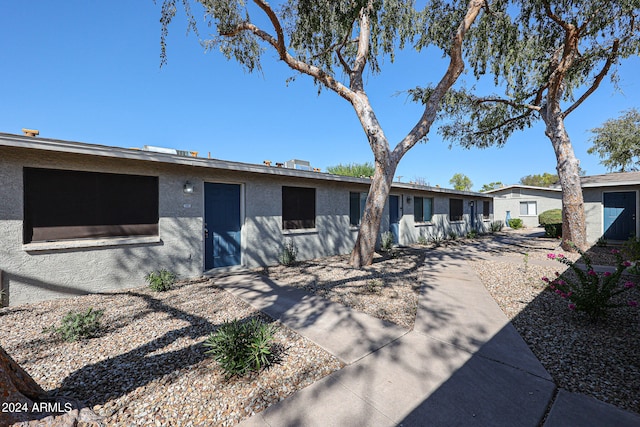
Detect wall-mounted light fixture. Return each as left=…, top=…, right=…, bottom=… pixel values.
left=469, top=200, right=475, bottom=207
left=406, top=196, right=412, bottom=204
left=183, top=181, right=194, bottom=194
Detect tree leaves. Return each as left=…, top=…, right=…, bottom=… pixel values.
left=588, top=109, right=640, bottom=172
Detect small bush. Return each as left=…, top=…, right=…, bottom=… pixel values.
left=544, top=223, right=562, bottom=238
left=204, top=318, right=276, bottom=378
left=48, top=308, right=104, bottom=342
left=381, top=231, right=394, bottom=252
left=145, top=269, right=177, bottom=292
left=278, top=239, right=298, bottom=266
left=430, top=234, right=444, bottom=246
left=490, top=221, right=504, bottom=233
left=417, top=235, right=429, bottom=246
left=466, top=229, right=478, bottom=239
left=623, top=236, right=640, bottom=263
left=539, top=209, right=562, bottom=225
left=447, top=230, right=458, bottom=240
left=508, top=218, right=524, bottom=229
left=544, top=246, right=638, bottom=322
left=365, top=279, right=383, bottom=294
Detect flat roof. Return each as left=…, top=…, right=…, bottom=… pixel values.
left=0, top=132, right=490, bottom=198
left=483, top=184, right=562, bottom=194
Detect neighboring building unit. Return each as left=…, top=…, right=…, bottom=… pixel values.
left=0, top=132, right=493, bottom=306
left=485, top=185, right=563, bottom=228
left=581, top=172, right=640, bottom=243
left=487, top=173, right=640, bottom=244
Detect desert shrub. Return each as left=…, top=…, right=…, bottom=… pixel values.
left=430, top=234, right=444, bottom=246
left=544, top=246, right=638, bottom=322
left=278, top=239, right=298, bottom=266
left=447, top=230, right=458, bottom=240
left=381, top=231, right=394, bottom=252
left=204, top=318, right=276, bottom=378
left=466, top=229, right=478, bottom=239
left=48, top=308, right=104, bottom=342
left=365, top=279, right=383, bottom=294
left=145, top=269, right=177, bottom=292
left=544, top=223, right=562, bottom=238
left=539, top=209, right=562, bottom=225
left=417, top=235, right=429, bottom=246
left=489, top=221, right=504, bottom=233
left=508, top=218, right=524, bottom=229
left=623, top=236, right=640, bottom=262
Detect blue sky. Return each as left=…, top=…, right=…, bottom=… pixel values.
left=1, top=1, right=638, bottom=191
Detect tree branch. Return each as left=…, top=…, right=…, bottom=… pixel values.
left=474, top=96, right=542, bottom=112
left=563, top=39, right=620, bottom=118
left=473, top=111, right=534, bottom=137
left=392, top=0, right=485, bottom=161
left=252, top=0, right=287, bottom=59
left=543, top=0, right=572, bottom=31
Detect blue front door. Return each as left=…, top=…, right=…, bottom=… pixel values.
left=204, top=183, right=241, bottom=269
left=603, top=191, right=636, bottom=240
left=389, top=195, right=400, bottom=244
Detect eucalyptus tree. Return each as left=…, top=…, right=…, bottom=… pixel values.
left=415, top=0, right=640, bottom=250
left=449, top=173, right=473, bottom=191
left=327, top=162, right=376, bottom=178
left=588, top=109, right=640, bottom=172
left=159, top=0, right=487, bottom=267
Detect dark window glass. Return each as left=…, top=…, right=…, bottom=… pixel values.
left=23, top=168, right=159, bottom=243
left=282, top=186, right=316, bottom=229
left=449, top=198, right=464, bottom=222
left=350, top=192, right=360, bottom=226
left=483, top=200, right=490, bottom=219
left=414, top=197, right=424, bottom=222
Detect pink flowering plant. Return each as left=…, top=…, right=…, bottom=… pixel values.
left=543, top=244, right=638, bottom=321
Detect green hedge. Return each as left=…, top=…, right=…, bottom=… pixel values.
left=508, top=218, right=523, bottom=229
left=544, top=223, right=562, bottom=238
left=539, top=209, right=562, bottom=225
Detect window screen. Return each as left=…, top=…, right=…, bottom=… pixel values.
left=282, top=186, right=316, bottom=229
left=415, top=197, right=433, bottom=222
left=449, top=198, right=464, bottom=221
left=483, top=200, right=490, bottom=219
left=23, top=168, right=159, bottom=243
left=520, top=201, right=537, bottom=216
left=349, top=192, right=367, bottom=226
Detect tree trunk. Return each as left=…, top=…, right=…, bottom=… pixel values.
left=544, top=114, right=588, bottom=251
left=350, top=158, right=398, bottom=267
left=0, top=344, right=103, bottom=426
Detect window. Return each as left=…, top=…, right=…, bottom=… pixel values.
left=520, top=201, right=537, bottom=216
left=282, top=186, right=316, bottom=229
left=449, top=198, right=464, bottom=221
left=23, top=168, right=159, bottom=243
left=483, top=200, right=490, bottom=219
left=349, top=192, right=367, bottom=226
left=414, top=197, right=433, bottom=222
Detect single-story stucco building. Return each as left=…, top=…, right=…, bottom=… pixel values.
left=487, top=172, right=640, bottom=244
left=0, top=132, right=493, bottom=306
left=485, top=185, right=563, bottom=228
left=582, top=172, right=640, bottom=243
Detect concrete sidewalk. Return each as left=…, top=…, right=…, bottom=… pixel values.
left=216, top=248, right=640, bottom=427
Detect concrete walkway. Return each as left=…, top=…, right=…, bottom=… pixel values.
left=215, top=246, right=640, bottom=427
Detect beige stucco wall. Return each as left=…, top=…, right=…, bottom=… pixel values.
left=583, top=186, right=640, bottom=243
left=1, top=145, right=490, bottom=306
left=491, top=187, right=563, bottom=228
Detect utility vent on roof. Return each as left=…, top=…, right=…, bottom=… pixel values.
left=143, top=145, right=198, bottom=157
left=285, top=159, right=312, bottom=171
left=22, top=128, right=39, bottom=137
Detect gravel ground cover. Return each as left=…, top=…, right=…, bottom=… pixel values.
left=1, top=278, right=342, bottom=426
left=3, top=230, right=639, bottom=426
left=262, top=230, right=640, bottom=416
